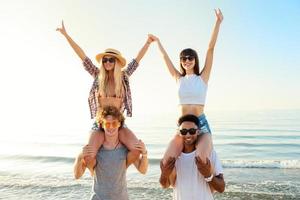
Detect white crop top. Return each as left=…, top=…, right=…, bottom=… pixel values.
left=178, top=74, right=207, bottom=105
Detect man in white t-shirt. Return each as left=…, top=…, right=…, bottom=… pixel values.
left=159, top=115, right=225, bottom=200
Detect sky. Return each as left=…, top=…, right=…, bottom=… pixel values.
left=0, top=0, right=299, bottom=135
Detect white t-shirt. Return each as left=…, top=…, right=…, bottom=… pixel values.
left=173, top=150, right=223, bottom=200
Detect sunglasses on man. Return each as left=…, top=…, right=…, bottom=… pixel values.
left=102, top=121, right=120, bottom=129
left=102, top=57, right=116, bottom=64
left=179, top=128, right=198, bottom=135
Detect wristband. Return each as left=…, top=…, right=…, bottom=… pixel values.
left=204, top=174, right=213, bottom=182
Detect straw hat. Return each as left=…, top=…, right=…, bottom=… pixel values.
left=95, top=48, right=126, bottom=67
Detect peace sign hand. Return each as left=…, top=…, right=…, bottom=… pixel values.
left=56, top=20, right=67, bottom=36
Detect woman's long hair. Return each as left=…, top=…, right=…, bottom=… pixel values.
left=179, top=48, right=200, bottom=76
left=98, top=60, right=124, bottom=98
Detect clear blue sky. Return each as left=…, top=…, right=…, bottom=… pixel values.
left=0, top=0, right=299, bottom=135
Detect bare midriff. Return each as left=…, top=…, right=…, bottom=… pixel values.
left=98, top=96, right=123, bottom=110
left=179, top=104, right=204, bottom=116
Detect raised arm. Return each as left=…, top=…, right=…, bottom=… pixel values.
left=150, top=34, right=181, bottom=80
left=133, top=140, right=148, bottom=174
left=73, top=145, right=96, bottom=179
left=195, top=156, right=225, bottom=193
left=200, top=9, right=223, bottom=84
left=73, top=152, right=87, bottom=179
left=159, top=157, right=176, bottom=188
left=56, top=21, right=86, bottom=61
left=56, top=21, right=99, bottom=78
left=208, top=174, right=225, bottom=193
left=124, top=35, right=154, bottom=77
left=135, top=35, right=154, bottom=63
left=126, top=150, right=140, bottom=168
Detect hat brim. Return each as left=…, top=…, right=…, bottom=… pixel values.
left=95, top=53, right=126, bottom=67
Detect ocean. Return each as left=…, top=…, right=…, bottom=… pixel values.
left=1, top=110, right=300, bottom=199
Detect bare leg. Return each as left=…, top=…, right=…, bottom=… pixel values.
left=119, top=127, right=140, bottom=162
left=196, top=133, right=213, bottom=163
left=84, top=130, right=104, bottom=164
left=162, top=133, right=184, bottom=165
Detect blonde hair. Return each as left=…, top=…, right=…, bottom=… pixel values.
left=98, top=59, right=124, bottom=98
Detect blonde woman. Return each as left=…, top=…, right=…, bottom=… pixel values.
left=151, top=9, right=223, bottom=164
left=56, top=21, right=153, bottom=164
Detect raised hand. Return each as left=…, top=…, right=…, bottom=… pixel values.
left=214, top=8, right=223, bottom=24
left=134, top=139, right=147, bottom=154
left=56, top=20, right=67, bottom=36
left=82, top=145, right=96, bottom=164
left=146, top=34, right=155, bottom=44
left=56, top=20, right=87, bottom=61
left=195, top=156, right=212, bottom=178
left=160, top=157, right=176, bottom=177
left=148, top=34, right=159, bottom=42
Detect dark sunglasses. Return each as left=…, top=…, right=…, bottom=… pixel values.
left=180, top=56, right=195, bottom=62
left=102, top=57, right=116, bottom=64
left=179, top=128, right=198, bottom=135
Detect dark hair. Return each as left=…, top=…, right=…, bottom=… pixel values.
left=98, top=106, right=125, bottom=129
left=178, top=114, right=199, bottom=128
left=179, top=48, right=200, bottom=76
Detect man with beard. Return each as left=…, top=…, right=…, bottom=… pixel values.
left=159, top=114, right=225, bottom=200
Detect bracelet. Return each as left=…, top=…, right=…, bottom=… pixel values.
left=204, top=174, right=214, bottom=182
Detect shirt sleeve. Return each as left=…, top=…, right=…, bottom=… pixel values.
left=210, top=150, right=223, bottom=176
left=124, top=59, right=139, bottom=77
left=83, top=56, right=99, bottom=78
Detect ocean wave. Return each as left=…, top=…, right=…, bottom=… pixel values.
left=149, top=159, right=300, bottom=169
left=2, top=155, right=300, bottom=169
left=0, top=155, right=75, bottom=163
left=222, top=143, right=300, bottom=148
left=218, top=128, right=300, bottom=133
left=222, top=159, right=300, bottom=169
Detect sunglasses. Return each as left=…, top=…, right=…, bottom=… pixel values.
left=180, top=56, right=195, bottom=62
left=102, top=57, right=116, bottom=64
left=102, top=121, right=120, bottom=129
left=179, top=128, right=198, bottom=135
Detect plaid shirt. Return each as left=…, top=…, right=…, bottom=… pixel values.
left=83, top=57, right=139, bottom=118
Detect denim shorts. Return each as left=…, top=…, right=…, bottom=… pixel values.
left=198, top=114, right=212, bottom=134
left=92, top=121, right=102, bottom=131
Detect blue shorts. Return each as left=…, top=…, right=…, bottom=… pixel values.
left=198, top=114, right=212, bottom=134
left=92, top=121, right=102, bottom=131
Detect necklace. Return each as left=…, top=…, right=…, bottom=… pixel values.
left=114, top=140, right=120, bottom=150
left=103, top=139, right=120, bottom=150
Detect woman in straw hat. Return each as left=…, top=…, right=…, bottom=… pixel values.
left=150, top=9, right=223, bottom=166
left=56, top=21, right=153, bottom=166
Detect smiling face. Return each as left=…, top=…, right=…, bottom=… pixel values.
left=102, top=115, right=121, bottom=137
left=102, top=56, right=116, bottom=71
left=179, top=121, right=199, bottom=146
left=180, top=55, right=196, bottom=72
left=179, top=48, right=200, bottom=75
